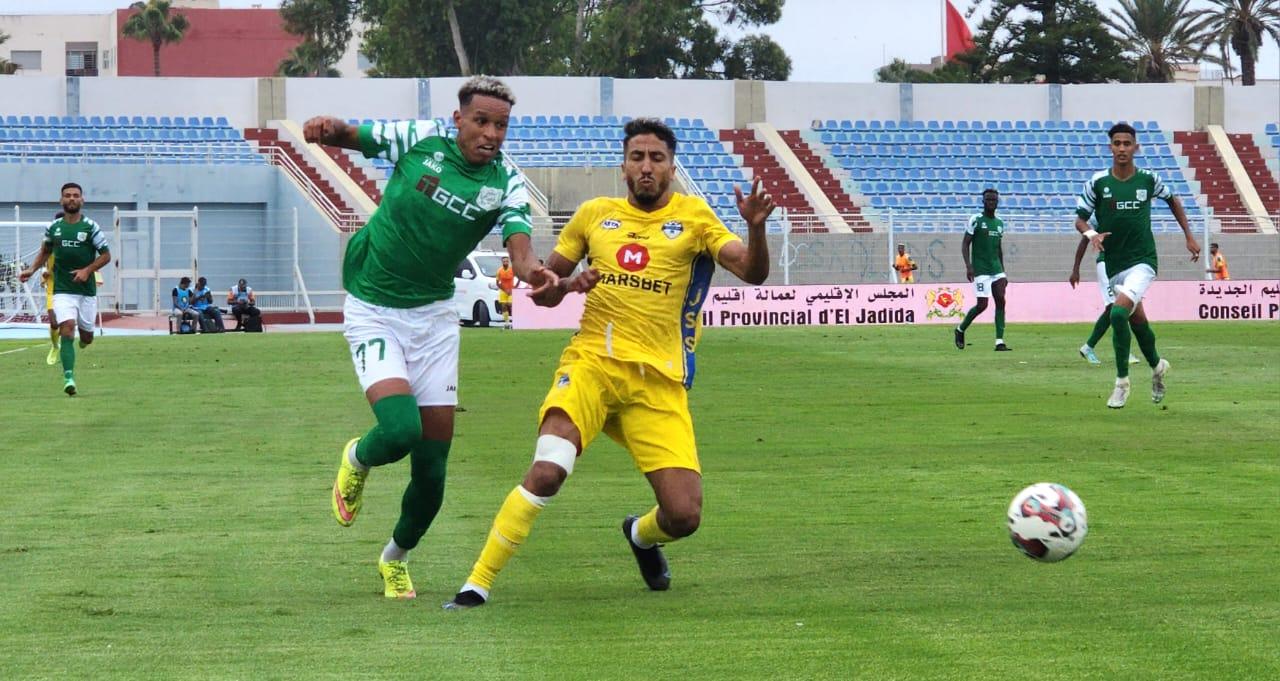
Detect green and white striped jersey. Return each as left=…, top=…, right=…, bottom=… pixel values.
left=343, top=119, right=532, bottom=308
left=43, top=216, right=108, bottom=296
left=1076, top=168, right=1171, bottom=278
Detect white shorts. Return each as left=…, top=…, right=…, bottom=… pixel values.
left=1095, top=261, right=1116, bottom=306
left=52, top=293, right=97, bottom=333
left=973, top=273, right=1007, bottom=299
left=1108, top=263, right=1157, bottom=306
left=343, top=295, right=460, bottom=406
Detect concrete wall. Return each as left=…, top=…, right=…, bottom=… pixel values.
left=613, top=78, right=735, bottom=129
left=0, top=77, right=64, bottom=116
left=1062, top=84, right=1197, bottom=132
left=79, top=77, right=259, bottom=130
left=915, top=84, right=1050, bottom=123
left=1223, top=84, right=1280, bottom=135
left=285, top=78, right=418, bottom=124
left=763, top=82, right=900, bottom=129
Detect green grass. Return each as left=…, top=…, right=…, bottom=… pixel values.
left=2, top=323, right=1278, bottom=680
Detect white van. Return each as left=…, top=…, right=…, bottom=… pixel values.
left=453, top=249, right=506, bottom=327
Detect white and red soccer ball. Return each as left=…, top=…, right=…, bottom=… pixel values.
left=1007, top=483, right=1088, bottom=562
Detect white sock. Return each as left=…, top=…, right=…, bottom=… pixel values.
left=381, top=538, right=408, bottom=563
left=461, top=581, right=489, bottom=601
left=630, top=522, right=655, bottom=549
left=995, top=338, right=1004, bottom=345
left=347, top=440, right=369, bottom=472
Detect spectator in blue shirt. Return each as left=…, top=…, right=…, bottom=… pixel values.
left=193, top=276, right=225, bottom=332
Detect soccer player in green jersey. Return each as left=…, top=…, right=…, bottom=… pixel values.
left=303, top=76, right=582, bottom=599
left=1076, top=122, right=1200, bottom=408
left=19, top=183, right=110, bottom=396
left=955, top=188, right=1011, bottom=351
left=1069, top=234, right=1140, bottom=366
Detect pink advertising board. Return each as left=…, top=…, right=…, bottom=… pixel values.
left=512, top=280, right=1280, bottom=329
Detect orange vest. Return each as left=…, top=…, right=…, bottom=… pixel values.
left=895, top=254, right=916, bottom=280
left=1211, top=254, right=1229, bottom=280
left=496, top=266, right=515, bottom=294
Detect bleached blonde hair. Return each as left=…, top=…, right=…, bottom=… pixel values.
left=458, top=75, right=515, bottom=107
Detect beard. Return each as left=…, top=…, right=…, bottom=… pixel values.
left=627, top=176, right=667, bottom=208
left=61, top=201, right=81, bottom=215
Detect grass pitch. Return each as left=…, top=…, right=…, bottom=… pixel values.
left=2, top=322, right=1277, bottom=680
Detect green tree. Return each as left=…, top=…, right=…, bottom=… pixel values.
left=966, top=0, right=1134, bottom=83
left=0, top=31, right=19, bottom=75
left=359, top=0, right=790, bottom=80
left=1106, top=0, right=1214, bottom=82
left=121, top=0, right=190, bottom=77
left=1197, top=0, right=1280, bottom=85
left=278, top=0, right=355, bottom=77
left=875, top=57, right=980, bottom=83
left=722, top=34, right=791, bottom=80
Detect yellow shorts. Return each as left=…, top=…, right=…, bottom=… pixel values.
left=538, top=346, right=699, bottom=474
left=498, top=291, right=512, bottom=305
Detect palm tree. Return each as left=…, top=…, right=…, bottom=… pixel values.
left=122, top=0, right=190, bottom=77
left=277, top=43, right=341, bottom=77
left=1198, top=0, right=1280, bottom=85
left=0, top=31, right=21, bottom=74
left=1106, top=0, right=1214, bottom=82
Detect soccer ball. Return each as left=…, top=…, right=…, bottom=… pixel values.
left=1007, top=483, right=1088, bottom=562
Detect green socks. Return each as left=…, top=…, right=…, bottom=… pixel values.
left=1086, top=307, right=1110, bottom=348
left=994, top=308, right=1006, bottom=340
left=1109, top=305, right=1132, bottom=378
left=59, top=338, right=75, bottom=375
left=392, top=439, right=451, bottom=551
left=958, top=305, right=982, bottom=331
left=355, top=394, right=422, bottom=468
left=1131, top=321, right=1160, bottom=368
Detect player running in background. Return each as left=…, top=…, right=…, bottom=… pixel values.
left=1075, top=122, right=1200, bottom=408
left=496, top=255, right=515, bottom=329
left=1206, top=243, right=1229, bottom=280
left=894, top=244, right=918, bottom=283
left=1070, top=237, right=1140, bottom=366
left=20, top=184, right=109, bottom=396
left=445, top=118, right=776, bottom=610
left=303, top=76, right=567, bottom=600
left=955, top=188, right=1010, bottom=351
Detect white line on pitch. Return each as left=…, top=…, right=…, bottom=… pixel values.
left=0, top=345, right=38, bottom=356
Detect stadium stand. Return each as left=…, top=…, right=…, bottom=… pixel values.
left=244, top=127, right=356, bottom=224
left=777, top=129, right=864, bottom=227
left=341, top=116, right=758, bottom=228
left=1227, top=130, right=1279, bottom=219
left=809, top=120, right=1204, bottom=233
left=0, top=115, right=262, bottom=165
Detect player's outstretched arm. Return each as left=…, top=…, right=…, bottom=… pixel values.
left=1166, top=196, right=1200, bottom=261
left=528, top=251, right=599, bottom=308
left=719, top=177, right=776, bottom=285
left=505, top=233, right=560, bottom=297
left=302, top=116, right=361, bottom=151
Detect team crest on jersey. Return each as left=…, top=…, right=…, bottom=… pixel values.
left=76, top=231, right=87, bottom=241
left=601, top=218, right=621, bottom=230
left=661, top=221, right=683, bottom=239
left=1136, top=189, right=1147, bottom=201
left=1102, top=186, right=1112, bottom=197
left=433, top=151, right=444, bottom=163
left=475, top=186, right=503, bottom=211
left=556, top=374, right=570, bottom=388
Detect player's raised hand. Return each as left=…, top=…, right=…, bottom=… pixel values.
left=18, top=268, right=33, bottom=283
left=735, top=177, right=777, bottom=228
left=1185, top=236, right=1201, bottom=262
left=303, top=116, right=346, bottom=146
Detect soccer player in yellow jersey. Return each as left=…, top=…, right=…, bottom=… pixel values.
left=41, top=254, right=59, bottom=365
left=445, top=118, right=776, bottom=609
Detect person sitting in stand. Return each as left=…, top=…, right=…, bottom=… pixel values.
left=227, top=278, right=260, bottom=330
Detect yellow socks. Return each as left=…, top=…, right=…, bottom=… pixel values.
left=634, top=506, right=676, bottom=547
left=49, top=327, right=59, bottom=347
left=466, top=486, right=545, bottom=592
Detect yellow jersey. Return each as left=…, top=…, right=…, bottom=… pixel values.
left=554, top=193, right=741, bottom=388
left=42, top=254, right=55, bottom=309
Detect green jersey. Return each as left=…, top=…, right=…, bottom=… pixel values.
left=43, top=216, right=108, bottom=296
left=1076, top=168, right=1171, bottom=278
left=344, top=119, right=533, bottom=308
left=965, top=213, right=1005, bottom=276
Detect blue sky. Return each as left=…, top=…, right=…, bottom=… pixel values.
left=3, top=0, right=1277, bottom=82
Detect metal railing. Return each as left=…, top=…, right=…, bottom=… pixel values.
left=258, top=145, right=368, bottom=232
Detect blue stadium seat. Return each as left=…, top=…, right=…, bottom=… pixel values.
left=19, top=115, right=32, bottom=126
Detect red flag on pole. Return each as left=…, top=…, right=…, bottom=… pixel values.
left=944, top=0, right=975, bottom=61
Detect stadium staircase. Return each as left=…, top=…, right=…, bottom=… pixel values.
left=1227, top=132, right=1279, bottom=219
left=1173, top=130, right=1250, bottom=232
left=317, top=144, right=382, bottom=203
left=777, top=129, right=867, bottom=231
left=720, top=128, right=818, bottom=224
left=245, top=127, right=364, bottom=232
